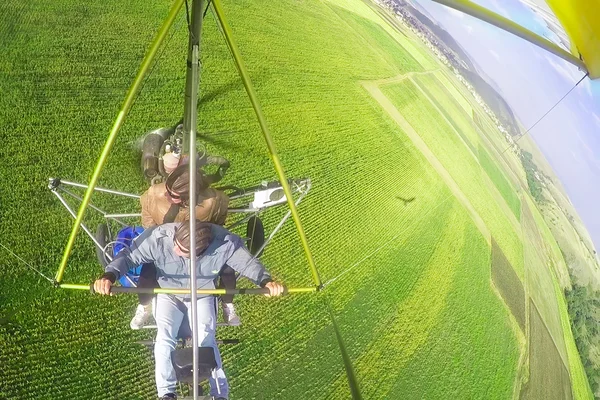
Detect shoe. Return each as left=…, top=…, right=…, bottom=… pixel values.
left=159, top=394, right=177, bottom=400
left=130, top=303, right=152, bottom=330
left=222, top=302, right=241, bottom=326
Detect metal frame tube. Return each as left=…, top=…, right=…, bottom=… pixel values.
left=188, top=42, right=201, bottom=399
left=58, top=188, right=128, bottom=228
left=184, top=1, right=205, bottom=397
left=55, top=179, right=141, bottom=199
left=55, top=0, right=184, bottom=283
left=225, top=213, right=256, bottom=231
left=430, top=0, right=587, bottom=71
left=227, top=208, right=261, bottom=213
left=226, top=179, right=310, bottom=237
left=60, top=283, right=317, bottom=294
left=252, top=187, right=309, bottom=257
left=182, top=0, right=206, bottom=152
left=103, top=213, right=143, bottom=219
left=211, top=0, right=322, bottom=287
left=50, top=190, right=112, bottom=260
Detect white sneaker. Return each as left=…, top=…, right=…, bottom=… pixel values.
left=130, top=304, right=152, bottom=330
left=222, top=303, right=241, bottom=326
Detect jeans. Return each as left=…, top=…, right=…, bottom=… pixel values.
left=218, top=265, right=237, bottom=304
left=138, top=263, right=158, bottom=306
left=153, top=294, right=229, bottom=398
left=139, top=263, right=236, bottom=305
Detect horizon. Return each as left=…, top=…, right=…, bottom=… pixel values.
left=412, top=0, right=600, bottom=252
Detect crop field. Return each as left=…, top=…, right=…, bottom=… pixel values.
left=472, top=108, right=528, bottom=189
left=521, top=299, right=572, bottom=400
left=410, top=73, right=521, bottom=220
left=432, top=70, right=473, bottom=117
left=379, top=79, right=524, bottom=277
left=525, top=193, right=571, bottom=288
left=478, top=144, right=521, bottom=220
left=0, top=0, right=592, bottom=399
left=344, top=206, right=520, bottom=400
left=523, top=194, right=592, bottom=399
left=412, top=73, right=480, bottom=153
left=522, top=199, right=568, bottom=365
left=491, top=239, right=526, bottom=331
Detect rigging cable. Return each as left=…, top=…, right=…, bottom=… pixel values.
left=0, top=241, right=54, bottom=283
left=322, top=191, right=456, bottom=288
left=203, top=0, right=213, bottom=18
left=208, top=4, right=237, bottom=71
left=501, top=71, right=589, bottom=154
left=184, top=0, right=199, bottom=44
left=128, top=11, right=187, bottom=116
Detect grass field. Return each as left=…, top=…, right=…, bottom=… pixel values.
left=380, top=79, right=524, bottom=277
left=412, top=73, right=480, bottom=153
left=478, top=144, right=521, bottom=220
left=0, top=0, right=592, bottom=398
left=521, top=299, right=573, bottom=400
left=411, top=73, right=522, bottom=220
left=522, top=199, right=568, bottom=365
left=492, top=239, right=526, bottom=331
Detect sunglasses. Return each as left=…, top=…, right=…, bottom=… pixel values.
left=166, top=186, right=181, bottom=200
left=174, top=238, right=190, bottom=256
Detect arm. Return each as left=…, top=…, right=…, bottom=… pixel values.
left=140, top=189, right=157, bottom=229
left=95, top=228, right=159, bottom=294
left=223, top=235, right=284, bottom=297
left=225, top=236, right=271, bottom=286
left=193, top=198, right=213, bottom=223
left=214, top=190, right=229, bottom=226
left=203, top=155, right=230, bottom=185
left=194, top=191, right=228, bottom=225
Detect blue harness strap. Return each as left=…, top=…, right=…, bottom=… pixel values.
left=113, top=226, right=145, bottom=287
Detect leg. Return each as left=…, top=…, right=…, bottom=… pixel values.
left=138, top=263, right=159, bottom=305
left=219, top=265, right=240, bottom=326
left=130, top=263, right=158, bottom=329
left=187, top=296, right=229, bottom=398
left=153, top=294, right=185, bottom=398
left=218, top=265, right=236, bottom=304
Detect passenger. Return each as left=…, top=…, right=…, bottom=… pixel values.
left=131, top=164, right=239, bottom=330
left=94, top=220, right=284, bottom=400
left=162, top=150, right=230, bottom=185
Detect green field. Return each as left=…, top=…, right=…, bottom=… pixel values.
left=412, top=73, right=480, bottom=153
left=380, top=79, right=524, bottom=277
left=0, top=0, right=592, bottom=398
left=478, top=144, right=521, bottom=219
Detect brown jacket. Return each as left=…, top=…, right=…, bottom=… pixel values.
left=140, top=182, right=229, bottom=228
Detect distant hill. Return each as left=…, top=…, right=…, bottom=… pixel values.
left=397, top=0, right=522, bottom=136
left=458, top=66, right=521, bottom=136
left=407, top=2, right=477, bottom=71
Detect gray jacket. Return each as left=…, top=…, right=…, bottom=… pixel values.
left=104, top=223, right=271, bottom=299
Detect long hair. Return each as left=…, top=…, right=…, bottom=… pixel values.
left=174, top=220, right=213, bottom=255
left=165, top=165, right=207, bottom=207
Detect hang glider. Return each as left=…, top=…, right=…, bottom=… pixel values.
left=429, top=0, right=599, bottom=79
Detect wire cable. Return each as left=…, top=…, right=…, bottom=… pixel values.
left=322, top=192, right=456, bottom=288
left=0, top=241, right=54, bottom=283
left=128, top=12, right=186, bottom=116
left=501, top=72, right=589, bottom=154
left=203, top=0, right=213, bottom=18
left=184, top=0, right=195, bottom=42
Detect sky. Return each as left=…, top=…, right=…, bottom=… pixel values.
left=412, top=0, right=600, bottom=251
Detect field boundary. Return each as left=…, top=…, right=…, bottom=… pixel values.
left=362, top=73, right=490, bottom=243
left=408, top=74, right=522, bottom=235
left=363, top=73, right=534, bottom=398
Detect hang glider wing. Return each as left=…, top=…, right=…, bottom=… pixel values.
left=429, top=0, right=599, bottom=79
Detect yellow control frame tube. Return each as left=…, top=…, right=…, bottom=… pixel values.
left=211, top=0, right=322, bottom=287
left=55, top=0, right=185, bottom=283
